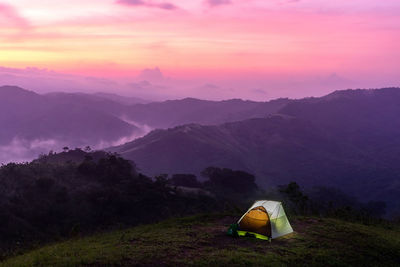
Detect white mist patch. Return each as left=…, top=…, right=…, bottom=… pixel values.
left=95, top=129, right=151, bottom=149
left=0, top=117, right=154, bottom=164
left=119, top=116, right=153, bottom=134
left=0, top=137, right=60, bottom=164
left=95, top=117, right=153, bottom=149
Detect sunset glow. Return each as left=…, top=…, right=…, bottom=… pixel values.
left=1, top=0, right=400, bottom=99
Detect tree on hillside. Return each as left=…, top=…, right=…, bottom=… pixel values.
left=0, top=153, right=218, bottom=255
left=307, top=186, right=356, bottom=216
left=279, top=182, right=309, bottom=215
left=201, top=167, right=257, bottom=196
left=169, top=174, right=201, bottom=188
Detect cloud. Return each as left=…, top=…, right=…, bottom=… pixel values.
left=206, top=0, right=232, bottom=7
left=252, top=88, right=268, bottom=95
left=0, top=66, right=122, bottom=94
left=137, top=67, right=165, bottom=82
left=116, top=0, right=178, bottom=10
left=0, top=3, right=30, bottom=29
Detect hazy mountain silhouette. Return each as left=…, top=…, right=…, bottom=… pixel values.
left=123, top=97, right=291, bottom=128
left=111, top=88, right=400, bottom=215
left=0, top=85, right=291, bottom=163
left=93, top=92, right=150, bottom=105
left=3, top=84, right=400, bottom=215
left=0, top=86, right=141, bottom=162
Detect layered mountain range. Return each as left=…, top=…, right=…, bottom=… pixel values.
left=0, top=85, right=288, bottom=162
left=111, top=88, right=400, bottom=215
left=2, top=85, right=400, bottom=214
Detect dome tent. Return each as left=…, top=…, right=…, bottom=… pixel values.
left=236, top=200, right=293, bottom=240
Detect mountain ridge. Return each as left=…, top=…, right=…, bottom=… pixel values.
left=110, top=87, right=400, bottom=216
left=0, top=85, right=293, bottom=163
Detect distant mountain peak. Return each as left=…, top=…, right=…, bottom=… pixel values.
left=266, top=113, right=296, bottom=120
left=0, top=85, right=39, bottom=99
left=178, top=97, right=204, bottom=102
left=324, top=87, right=400, bottom=100
left=0, top=85, right=36, bottom=94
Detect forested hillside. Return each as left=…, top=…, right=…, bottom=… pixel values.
left=111, top=88, right=400, bottom=217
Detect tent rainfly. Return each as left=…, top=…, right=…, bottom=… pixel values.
left=236, top=200, right=293, bottom=240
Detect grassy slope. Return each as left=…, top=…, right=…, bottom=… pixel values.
left=1, top=214, right=399, bottom=267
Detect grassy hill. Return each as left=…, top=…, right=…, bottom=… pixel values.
left=2, top=214, right=399, bottom=267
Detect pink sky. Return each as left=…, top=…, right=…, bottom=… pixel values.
left=0, top=0, right=400, bottom=100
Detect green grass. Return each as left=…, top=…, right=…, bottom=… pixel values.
left=1, top=214, right=399, bottom=267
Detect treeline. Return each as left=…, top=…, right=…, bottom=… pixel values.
left=0, top=152, right=215, bottom=259
left=275, top=182, right=388, bottom=223
left=0, top=150, right=391, bottom=259
left=170, top=170, right=388, bottom=223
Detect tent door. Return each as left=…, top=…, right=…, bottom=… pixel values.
left=238, top=206, right=271, bottom=238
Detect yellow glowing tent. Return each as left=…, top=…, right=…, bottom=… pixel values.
left=237, top=200, right=293, bottom=240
